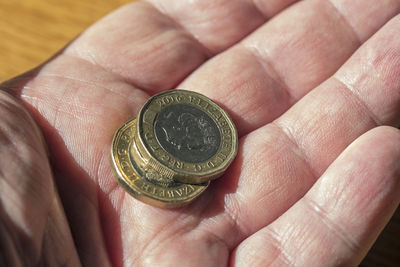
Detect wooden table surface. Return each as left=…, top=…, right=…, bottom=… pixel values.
left=0, top=1, right=399, bottom=266
left=0, top=0, right=131, bottom=80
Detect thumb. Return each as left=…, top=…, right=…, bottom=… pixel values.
left=0, top=90, right=79, bottom=266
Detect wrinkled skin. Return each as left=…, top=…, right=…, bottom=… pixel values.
left=1, top=1, right=400, bottom=266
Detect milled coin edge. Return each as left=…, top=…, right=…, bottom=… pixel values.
left=110, top=117, right=209, bottom=208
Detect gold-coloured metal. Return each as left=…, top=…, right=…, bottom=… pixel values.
left=135, top=90, right=238, bottom=184
left=111, top=118, right=209, bottom=208
left=111, top=90, right=238, bottom=208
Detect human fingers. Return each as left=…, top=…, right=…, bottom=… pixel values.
left=180, top=0, right=400, bottom=135
left=145, top=0, right=299, bottom=53
left=0, top=91, right=81, bottom=266
left=231, top=126, right=400, bottom=266
left=101, top=11, right=400, bottom=264
left=64, top=0, right=298, bottom=93
left=189, top=14, right=400, bottom=253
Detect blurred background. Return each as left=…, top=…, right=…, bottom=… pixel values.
left=0, top=0, right=130, bottom=81
left=0, top=0, right=399, bottom=266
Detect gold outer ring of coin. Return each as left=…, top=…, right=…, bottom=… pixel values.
left=110, top=118, right=209, bottom=208
left=135, top=90, right=238, bottom=184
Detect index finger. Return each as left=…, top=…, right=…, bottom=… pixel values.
left=64, top=0, right=298, bottom=92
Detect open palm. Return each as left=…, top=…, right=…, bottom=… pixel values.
left=1, top=1, right=400, bottom=266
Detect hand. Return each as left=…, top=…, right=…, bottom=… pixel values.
left=1, top=1, right=400, bottom=266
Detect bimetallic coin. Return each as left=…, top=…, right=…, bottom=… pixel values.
left=111, top=118, right=209, bottom=208
left=135, top=90, right=238, bottom=184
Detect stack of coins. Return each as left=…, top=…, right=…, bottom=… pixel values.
left=111, top=90, right=238, bottom=208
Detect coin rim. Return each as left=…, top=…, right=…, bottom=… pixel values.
left=111, top=118, right=209, bottom=208
left=136, top=89, right=238, bottom=183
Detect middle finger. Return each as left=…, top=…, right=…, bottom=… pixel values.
left=180, top=0, right=400, bottom=136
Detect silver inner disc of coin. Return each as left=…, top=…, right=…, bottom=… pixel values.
left=154, top=104, right=221, bottom=163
